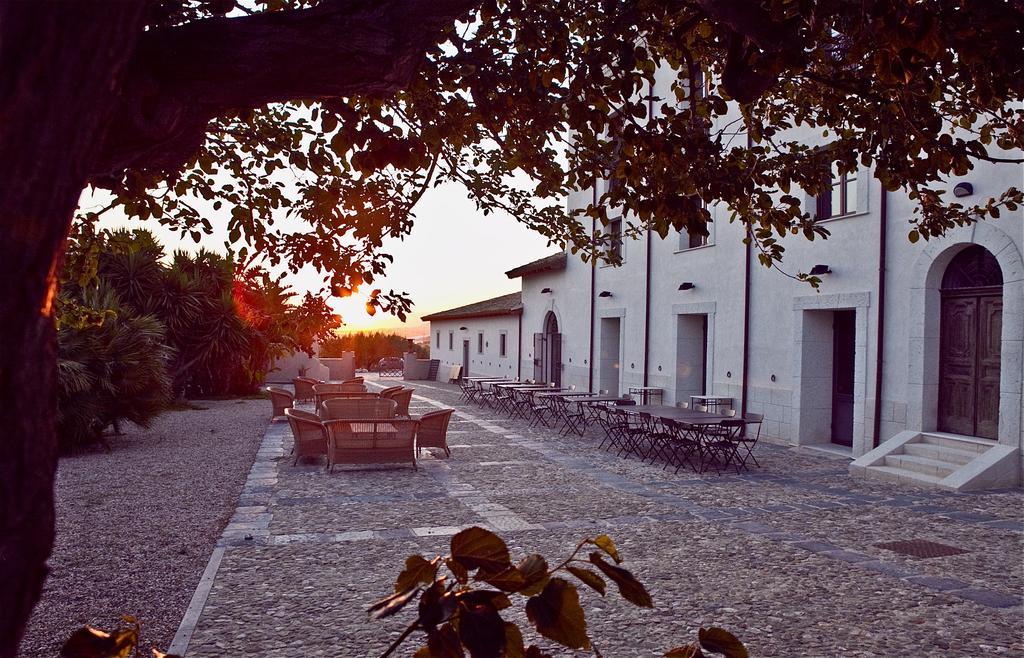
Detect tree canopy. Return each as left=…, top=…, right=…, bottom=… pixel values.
left=84, top=0, right=1024, bottom=309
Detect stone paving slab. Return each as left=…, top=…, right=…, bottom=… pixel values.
left=177, top=378, right=1024, bottom=657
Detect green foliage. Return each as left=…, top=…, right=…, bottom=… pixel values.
left=62, top=228, right=341, bottom=398
left=369, top=526, right=747, bottom=658
left=56, top=285, right=173, bottom=451
left=82, top=0, right=1024, bottom=310
left=320, top=331, right=426, bottom=369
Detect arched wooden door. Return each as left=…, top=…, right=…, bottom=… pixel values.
left=938, top=246, right=1003, bottom=439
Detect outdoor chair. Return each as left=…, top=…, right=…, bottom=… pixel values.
left=703, top=419, right=748, bottom=475
left=321, top=397, right=397, bottom=421
left=734, top=412, right=763, bottom=470
left=660, top=418, right=704, bottom=474
left=342, top=377, right=365, bottom=384
left=292, top=376, right=321, bottom=402
left=267, top=387, right=294, bottom=418
left=314, top=382, right=367, bottom=395
left=529, top=394, right=554, bottom=428
left=458, top=378, right=475, bottom=402
left=323, top=418, right=419, bottom=472
left=383, top=387, right=414, bottom=417
left=379, top=385, right=404, bottom=398
left=416, top=408, right=454, bottom=457
left=284, top=408, right=329, bottom=465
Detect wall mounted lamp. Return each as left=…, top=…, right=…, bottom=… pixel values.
left=598, top=290, right=613, bottom=298
left=540, top=287, right=553, bottom=294
left=809, top=264, right=832, bottom=276
left=677, top=282, right=695, bottom=291
left=953, top=182, right=974, bottom=198
left=458, top=326, right=468, bottom=331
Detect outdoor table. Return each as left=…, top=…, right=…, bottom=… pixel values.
left=689, top=395, right=733, bottom=414
left=626, top=405, right=748, bottom=473
left=628, top=386, right=664, bottom=405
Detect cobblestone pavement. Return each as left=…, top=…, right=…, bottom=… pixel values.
left=182, top=379, right=1024, bottom=657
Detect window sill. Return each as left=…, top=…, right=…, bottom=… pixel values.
left=815, top=209, right=870, bottom=224
left=673, top=243, right=714, bottom=255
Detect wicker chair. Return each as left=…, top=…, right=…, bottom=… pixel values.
left=267, top=387, right=294, bottom=417
left=313, top=383, right=373, bottom=407
left=342, top=377, right=365, bottom=384
left=292, top=377, right=321, bottom=402
left=315, top=382, right=367, bottom=394
left=321, top=397, right=397, bottom=421
left=378, top=385, right=404, bottom=398
left=383, top=387, right=414, bottom=417
left=284, top=409, right=329, bottom=465
left=323, top=418, right=419, bottom=472
left=416, top=409, right=454, bottom=457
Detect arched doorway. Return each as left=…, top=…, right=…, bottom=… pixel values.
left=533, top=311, right=562, bottom=385
left=938, top=246, right=1003, bottom=439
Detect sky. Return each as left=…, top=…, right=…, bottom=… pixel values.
left=90, top=181, right=557, bottom=336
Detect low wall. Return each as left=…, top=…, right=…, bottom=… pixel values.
left=267, top=351, right=329, bottom=383
left=319, top=353, right=356, bottom=381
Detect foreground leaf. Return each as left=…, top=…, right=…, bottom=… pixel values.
left=516, top=554, right=550, bottom=596
left=588, top=553, right=653, bottom=608
left=476, top=564, right=527, bottom=593
left=566, top=566, right=606, bottom=596
left=368, top=586, right=421, bottom=619
left=698, top=628, right=748, bottom=658
left=396, top=554, right=439, bottom=593
left=61, top=625, right=137, bottom=658
left=457, top=599, right=507, bottom=657
left=525, top=577, right=590, bottom=650
left=665, top=644, right=703, bottom=658
left=426, top=623, right=465, bottom=658
left=591, top=535, right=622, bottom=563
left=504, top=623, right=526, bottom=658
left=419, top=581, right=458, bottom=629
left=451, top=526, right=512, bottom=573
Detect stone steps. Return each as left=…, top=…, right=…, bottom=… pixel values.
left=883, top=453, right=957, bottom=478
left=851, top=429, right=1018, bottom=491
left=902, top=442, right=978, bottom=465
left=860, top=464, right=946, bottom=487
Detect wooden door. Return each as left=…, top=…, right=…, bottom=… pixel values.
left=533, top=333, right=545, bottom=382
left=939, top=294, right=1001, bottom=439
left=548, top=333, right=562, bottom=387
left=462, top=340, right=471, bottom=379
left=831, top=311, right=855, bottom=446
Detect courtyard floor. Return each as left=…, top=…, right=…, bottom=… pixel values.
left=179, top=379, right=1024, bottom=657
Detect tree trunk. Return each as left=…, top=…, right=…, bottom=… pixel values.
left=0, top=3, right=147, bottom=655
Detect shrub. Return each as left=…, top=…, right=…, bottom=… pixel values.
left=56, top=286, right=173, bottom=451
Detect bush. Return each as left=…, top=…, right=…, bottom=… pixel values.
left=56, top=286, right=173, bottom=451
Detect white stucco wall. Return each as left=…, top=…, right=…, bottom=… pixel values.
left=427, top=314, right=521, bottom=379
left=516, top=75, right=1023, bottom=467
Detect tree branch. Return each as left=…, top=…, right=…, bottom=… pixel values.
left=92, top=0, right=481, bottom=180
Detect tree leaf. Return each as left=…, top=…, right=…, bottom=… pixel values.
left=450, top=526, right=512, bottom=573
left=698, top=628, right=748, bottom=658
left=446, top=557, right=469, bottom=585
left=396, top=554, right=438, bottom=593
left=426, top=623, right=465, bottom=658
left=566, top=566, right=606, bottom=595
left=517, top=553, right=550, bottom=596
left=418, top=581, right=458, bottom=629
left=591, top=535, right=621, bottom=563
left=368, top=585, right=421, bottom=619
left=588, top=553, right=652, bottom=608
left=665, top=644, right=704, bottom=658
left=61, top=625, right=137, bottom=658
left=504, top=622, right=526, bottom=658
left=457, top=599, right=507, bottom=658
left=477, top=564, right=527, bottom=592
left=524, top=577, right=590, bottom=650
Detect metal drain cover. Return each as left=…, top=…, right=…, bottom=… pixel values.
left=874, top=539, right=969, bottom=559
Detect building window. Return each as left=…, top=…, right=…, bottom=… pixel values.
left=816, top=166, right=858, bottom=219
left=448, top=331, right=453, bottom=350
left=477, top=332, right=484, bottom=354
left=608, top=217, right=623, bottom=261
left=436, top=331, right=440, bottom=348
left=499, top=332, right=507, bottom=357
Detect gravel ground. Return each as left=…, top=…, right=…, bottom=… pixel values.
left=17, top=398, right=269, bottom=658
left=184, top=379, right=1024, bottom=657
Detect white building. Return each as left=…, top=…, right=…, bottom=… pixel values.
left=424, top=89, right=1023, bottom=490
left=423, top=292, right=523, bottom=380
